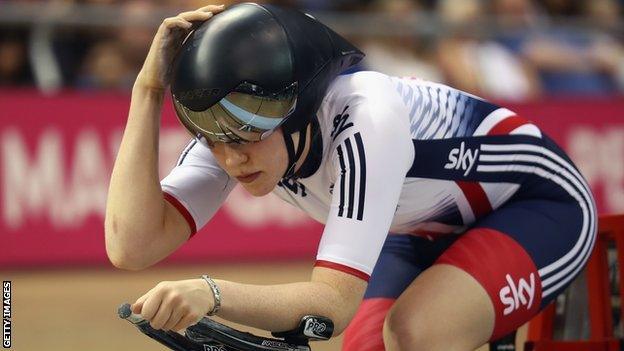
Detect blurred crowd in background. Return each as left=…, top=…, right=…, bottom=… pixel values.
left=1, top=0, right=624, bottom=101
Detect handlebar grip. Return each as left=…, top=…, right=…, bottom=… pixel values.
left=117, top=303, right=146, bottom=324
left=118, top=303, right=201, bottom=351
left=118, top=303, right=132, bottom=319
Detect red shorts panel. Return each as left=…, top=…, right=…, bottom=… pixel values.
left=436, top=227, right=542, bottom=340
left=343, top=298, right=395, bottom=351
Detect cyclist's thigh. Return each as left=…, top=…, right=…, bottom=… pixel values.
left=436, top=197, right=597, bottom=341
left=343, top=234, right=458, bottom=351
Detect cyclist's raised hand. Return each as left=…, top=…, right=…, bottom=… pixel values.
left=136, top=4, right=225, bottom=92
left=131, top=279, right=215, bottom=332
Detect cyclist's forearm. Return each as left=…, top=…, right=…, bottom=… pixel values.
left=214, top=279, right=361, bottom=335
left=105, top=85, right=167, bottom=262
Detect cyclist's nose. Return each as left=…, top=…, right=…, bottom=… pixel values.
left=223, top=144, right=248, bottom=167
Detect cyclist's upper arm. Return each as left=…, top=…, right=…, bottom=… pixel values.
left=131, top=141, right=235, bottom=267
left=134, top=198, right=193, bottom=267
left=160, top=140, right=236, bottom=236
left=316, top=79, right=414, bottom=282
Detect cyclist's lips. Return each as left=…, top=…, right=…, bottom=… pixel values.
left=236, top=171, right=261, bottom=183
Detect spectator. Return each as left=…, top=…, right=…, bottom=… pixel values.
left=1, top=0, right=623, bottom=97
left=492, top=0, right=624, bottom=95
left=436, top=0, right=541, bottom=100
left=360, top=0, right=443, bottom=82
left=540, top=0, right=582, bottom=17
left=0, top=39, right=32, bottom=86
left=522, top=31, right=624, bottom=94
left=115, top=0, right=156, bottom=76
left=76, top=41, right=133, bottom=90
left=583, top=0, right=621, bottom=30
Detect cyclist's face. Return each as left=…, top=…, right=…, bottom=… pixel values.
left=208, top=128, right=288, bottom=196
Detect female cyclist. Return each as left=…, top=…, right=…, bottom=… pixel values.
left=105, top=3, right=597, bottom=351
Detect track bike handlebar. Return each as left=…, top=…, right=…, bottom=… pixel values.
left=118, top=303, right=334, bottom=351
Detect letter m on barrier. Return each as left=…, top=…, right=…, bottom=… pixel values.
left=1, top=129, right=64, bottom=228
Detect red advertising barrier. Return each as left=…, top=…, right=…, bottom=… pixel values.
left=506, top=98, right=624, bottom=215
left=1, top=90, right=623, bottom=268
left=0, top=90, right=321, bottom=268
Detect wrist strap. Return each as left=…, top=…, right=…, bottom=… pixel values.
left=200, top=275, right=221, bottom=316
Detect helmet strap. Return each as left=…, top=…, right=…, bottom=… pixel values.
left=283, top=133, right=296, bottom=178
left=282, top=124, right=309, bottom=179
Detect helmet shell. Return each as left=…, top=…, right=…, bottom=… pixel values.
left=171, top=2, right=364, bottom=135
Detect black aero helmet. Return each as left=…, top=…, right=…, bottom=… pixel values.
left=170, top=2, right=364, bottom=149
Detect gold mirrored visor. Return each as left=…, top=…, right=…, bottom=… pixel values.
left=173, top=82, right=297, bottom=145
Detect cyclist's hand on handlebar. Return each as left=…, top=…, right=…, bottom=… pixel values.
left=131, top=279, right=215, bottom=332
left=135, top=4, right=226, bottom=92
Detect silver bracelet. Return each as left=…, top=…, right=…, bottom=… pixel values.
left=200, top=275, right=221, bottom=316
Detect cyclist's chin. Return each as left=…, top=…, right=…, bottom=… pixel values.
left=239, top=177, right=276, bottom=197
